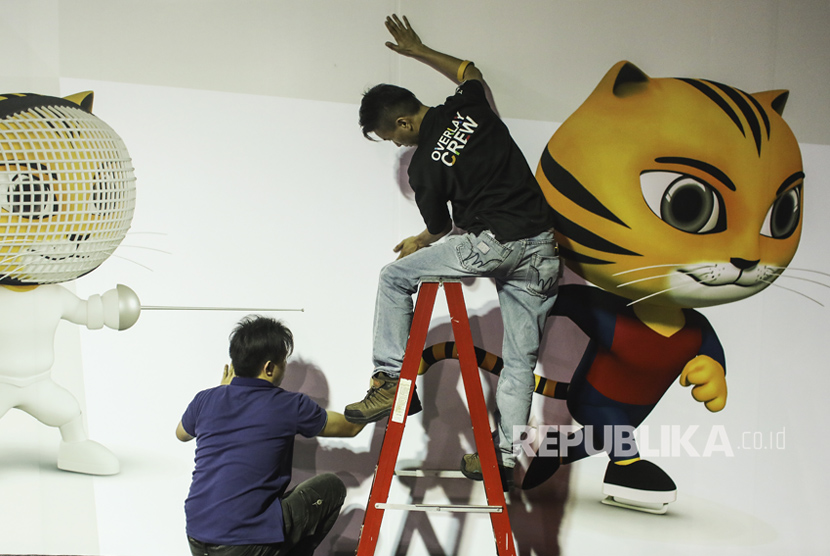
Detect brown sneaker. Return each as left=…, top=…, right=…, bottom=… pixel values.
left=344, top=373, right=422, bottom=424
left=460, top=453, right=514, bottom=491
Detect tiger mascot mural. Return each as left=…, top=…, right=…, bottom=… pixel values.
left=0, top=92, right=140, bottom=475
left=420, top=61, right=804, bottom=514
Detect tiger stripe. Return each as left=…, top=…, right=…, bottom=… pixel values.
left=677, top=78, right=774, bottom=157
left=539, top=148, right=626, bottom=226
left=551, top=209, right=641, bottom=258
left=419, top=341, right=568, bottom=400
left=705, top=80, right=765, bottom=155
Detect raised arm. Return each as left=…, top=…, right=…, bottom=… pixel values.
left=175, top=364, right=235, bottom=442
left=384, top=14, right=484, bottom=85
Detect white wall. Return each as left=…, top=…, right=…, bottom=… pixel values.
left=1, top=1, right=829, bottom=555
left=52, top=0, right=830, bottom=145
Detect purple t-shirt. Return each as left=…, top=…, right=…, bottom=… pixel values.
left=181, top=376, right=327, bottom=545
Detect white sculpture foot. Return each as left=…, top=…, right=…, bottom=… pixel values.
left=57, top=440, right=120, bottom=475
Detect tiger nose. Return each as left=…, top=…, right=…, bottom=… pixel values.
left=730, top=257, right=759, bottom=270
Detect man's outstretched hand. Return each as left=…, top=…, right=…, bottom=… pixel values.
left=381, top=14, right=482, bottom=85
left=384, top=14, right=425, bottom=57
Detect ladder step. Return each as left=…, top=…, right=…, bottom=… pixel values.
left=375, top=503, right=503, bottom=514
left=395, top=469, right=466, bottom=478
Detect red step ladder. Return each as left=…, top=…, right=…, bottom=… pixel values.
left=356, top=280, right=516, bottom=556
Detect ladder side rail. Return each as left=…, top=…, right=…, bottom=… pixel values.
left=444, top=281, right=517, bottom=556
left=355, top=281, right=440, bottom=556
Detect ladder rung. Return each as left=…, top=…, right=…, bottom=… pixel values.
left=395, top=469, right=466, bottom=478
left=375, top=503, right=503, bottom=514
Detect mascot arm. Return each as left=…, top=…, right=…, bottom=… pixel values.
left=62, top=284, right=141, bottom=331
left=696, top=312, right=726, bottom=371
left=679, top=312, right=727, bottom=412
left=679, top=355, right=727, bottom=412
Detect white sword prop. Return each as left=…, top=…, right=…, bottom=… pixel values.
left=94, top=286, right=303, bottom=331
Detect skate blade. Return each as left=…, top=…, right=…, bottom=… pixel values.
left=601, top=495, right=668, bottom=515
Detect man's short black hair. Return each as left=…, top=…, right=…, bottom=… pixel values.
left=228, top=315, right=294, bottom=378
left=359, top=84, right=422, bottom=140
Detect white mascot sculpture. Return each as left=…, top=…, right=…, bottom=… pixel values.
left=0, top=91, right=139, bottom=475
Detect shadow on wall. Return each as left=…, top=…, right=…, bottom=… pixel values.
left=395, top=147, right=416, bottom=202
left=282, top=288, right=585, bottom=556
left=281, top=358, right=383, bottom=555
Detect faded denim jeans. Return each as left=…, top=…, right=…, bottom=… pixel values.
left=373, top=229, right=559, bottom=467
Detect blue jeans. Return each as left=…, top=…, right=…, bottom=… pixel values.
left=373, top=229, right=559, bottom=467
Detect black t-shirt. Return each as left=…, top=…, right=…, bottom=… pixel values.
left=408, top=79, right=555, bottom=242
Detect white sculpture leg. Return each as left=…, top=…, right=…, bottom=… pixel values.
left=13, top=379, right=119, bottom=476
left=58, top=416, right=120, bottom=476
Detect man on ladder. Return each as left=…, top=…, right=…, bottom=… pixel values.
left=345, top=14, right=560, bottom=490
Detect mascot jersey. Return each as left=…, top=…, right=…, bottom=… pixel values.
left=408, top=79, right=554, bottom=242
left=554, top=285, right=726, bottom=460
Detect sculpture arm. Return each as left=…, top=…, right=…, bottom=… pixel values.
left=61, top=284, right=140, bottom=330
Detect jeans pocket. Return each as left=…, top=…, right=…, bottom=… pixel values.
left=456, top=233, right=511, bottom=273
left=527, top=253, right=560, bottom=297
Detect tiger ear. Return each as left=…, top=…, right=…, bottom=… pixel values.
left=62, top=91, right=94, bottom=113
left=752, top=90, right=789, bottom=116
left=600, top=61, right=651, bottom=98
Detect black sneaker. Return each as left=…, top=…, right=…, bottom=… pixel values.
left=603, top=459, right=677, bottom=504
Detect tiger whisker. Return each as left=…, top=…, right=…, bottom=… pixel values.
left=0, top=251, right=27, bottom=265
left=616, top=272, right=679, bottom=288
left=109, top=253, right=155, bottom=272
left=0, top=255, right=26, bottom=280
left=771, top=274, right=830, bottom=290
left=626, top=282, right=699, bottom=306
left=769, top=266, right=830, bottom=279
left=117, top=244, right=172, bottom=255
left=613, top=263, right=710, bottom=277
left=760, top=277, right=825, bottom=307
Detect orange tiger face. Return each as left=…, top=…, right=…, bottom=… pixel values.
left=0, top=92, right=136, bottom=285
left=537, top=61, right=803, bottom=308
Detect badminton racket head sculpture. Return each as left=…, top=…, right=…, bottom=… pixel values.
left=0, top=91, right=139, bottom=475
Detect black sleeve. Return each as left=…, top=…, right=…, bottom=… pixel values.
left=447, top=79, right=487, bottom=108
left=411, top=170, right=452, bottom=234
